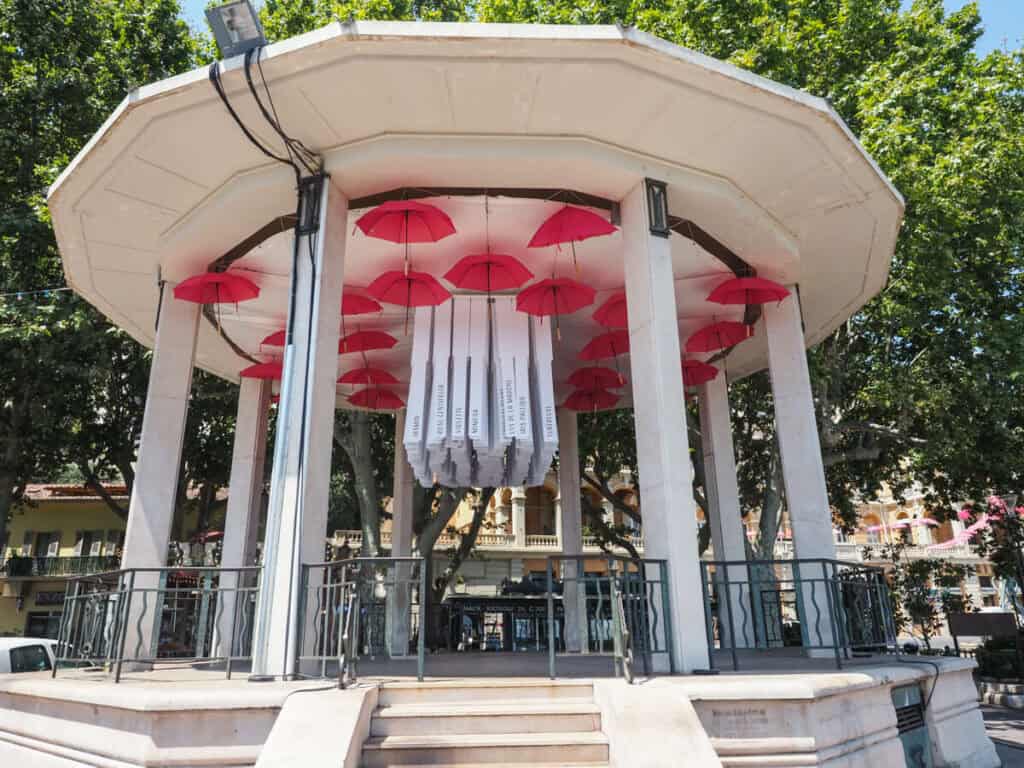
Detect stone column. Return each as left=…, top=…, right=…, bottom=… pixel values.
left=697, top=374, right=751, bottom=648
left=388, top=411, right=415, bottom=657
left=622, top=179, right=709, bottom=673
left=764, top=290, right=837, bottom=651
left=557, top=408, right=584, bottom=653
left=512, top=487, right=527, bottom=547
left=120, top=283, right=200, bottom=658
left=214, top=377, right=270, bottom=659
left=251, top=178, right=347, bottom=679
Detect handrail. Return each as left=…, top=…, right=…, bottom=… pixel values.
left=611, top=579, right=635, bottom=684
left=337, top=586, right=360, bottom=689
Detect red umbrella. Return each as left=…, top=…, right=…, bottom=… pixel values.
left=173, top=272, right=260, bottom=304
left=355, top=200, right=456, bottom=244
left=707, top=277, right=790, bottom=306
left=528, top=206, right=616, bottom=248
left=592, top=292, right=627, bottom=329
left=348, top=387, right=405, bottom=410
left=367, top=270, right=451, bottom=307
left=682, top=360, right=719, bottom=387
left=240, top=361, right=282, bottom=380
left=260, top=329, right=286, bottom=348
left=567, top=366, right=624, bottom=390
left=444, top=253, right=533, bottom=293
left=579, top=330, right=630, bottom=361
left=341, top=293, right=382, bottom=316
left=563, top=388, right=620, bottom=412
left=685, top=321, right=752, bottom=354
left=516, top=278, right=595, bottom=316
left=338, top=367, right=400, bottom=386
left=339, top=331, right=397, bottom=354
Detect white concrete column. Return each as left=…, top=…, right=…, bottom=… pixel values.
left=764, top=291, right=837, bottom=650
left=214, top=377, right=270, bottom=658
left=557, top=408, right=584, bottom=653
left=622, top=179, right=710, bottom=673
left=121, top=284, right=200, bottom=658
left=512, top=487, right=527, bottom=547
left=698, top=374, right=751, bottom=648
left=388, top=411, right=415, bottom=656
left=251, top=178, right=347, bottom=679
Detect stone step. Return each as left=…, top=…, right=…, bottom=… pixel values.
left=360, top=731, right=609, bottom=767
left=377, top=679, right=594, bottom=707
left=371, top=701, right=602, bottom=737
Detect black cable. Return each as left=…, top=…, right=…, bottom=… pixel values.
left=896, top=654, right=942, bottom=712
left=245, top=49, right=319, bottom=177
left=208, top=61, right=292, bottom=167
left=256, top=51, right=320, bottom=173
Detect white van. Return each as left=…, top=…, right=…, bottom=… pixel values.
left=0, top=638, right=57, bottom=674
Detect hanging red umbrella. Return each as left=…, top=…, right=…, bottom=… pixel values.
left=355, top=200, right=456, bottom=244
left=685, top=321, right=753, bottom=354
left=528, top=206, right=616, bottom=247
left=516, top=278, right=595, bottom=316
left=367, top=270, right=451, bottom=307
left=339, top=331, right=397, bottom=354
left=173, top=272, right=260, bottom=304
left=567, top=366, right=624, bottom=390
left=707, top=277, right=790, bottom=306
left=592, top=292, right=628, bottom=329
left=240, top=361, right=282, bottom=380
left=579, top=330, right=630, bottom=361
left=348, top=387, right=405, bottom=410
left=260, top=329, right=286, bottom=348
left=338, top=367, right=400, bottom=386
left=682, top=359, right=719, bottom=387
left=341, top=293, right=382, bottom=316
left=563, top=387, right=620, bottom=412
left=444, top=253, right=533, bottom=293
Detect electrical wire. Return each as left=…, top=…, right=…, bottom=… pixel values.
left=208, top=60, right=293, bottom=169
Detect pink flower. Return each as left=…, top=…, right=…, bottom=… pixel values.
left=958, top=507, right=973, bottom=522
left=988, top=495, right=1007, bottom=511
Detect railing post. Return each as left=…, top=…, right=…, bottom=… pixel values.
left=821, top=561, right=843, bottom=669
left=547, top=558, right=556, bottom=680
left=720, top=560, right=740, bottom=672
left=115, top=570, right=134, bottom=683
left=417, top=558, right=426, bottom=682
left=699, top=562, right=717, bottom=672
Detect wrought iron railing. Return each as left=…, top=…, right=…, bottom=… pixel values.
left=700, top=558, right=898, bottom=670
left=0, top=555, right=121, bottom=578
left=546, top=554, right=674, bottom=680
left=52, top=566, right=260, bottom=682
left=297, top=556, right=426, bottom=684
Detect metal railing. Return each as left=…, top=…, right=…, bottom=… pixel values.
left=0, top=555, right=121, bottom=578
left=297, top=556, right=426, bottom=684
left=700, top=558, right=897, bottom=670
left=330, top=529, right=645, bottom=553
left=52, top=566, right=260, bottom=682
left=546, top=554, right=674, bottom=680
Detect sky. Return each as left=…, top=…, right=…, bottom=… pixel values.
left=182, top=0, right=1024, bottom=55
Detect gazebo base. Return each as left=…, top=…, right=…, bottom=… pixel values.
left=0, top=657, right=996, bottom=767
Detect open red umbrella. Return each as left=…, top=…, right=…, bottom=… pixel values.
left=174, top=272, right=259, bottom=304
left=367, top=270, right=451, bottom=307
left=339, top=331, right=397, bottom=354
left=579, top=330, right=630, bottom=361
left=516, top=278, right=595, bottom=316
left=348, top=387, right=405, bottom=410
left=338, top=367, right=400, bottom=386
left=685, top=321, right=752, bottom=354
left=592, top=292, right=627, bottom=329
left=240, top=361, right=282, bottom=380
left=529, top=206, right=617, bottom=271
left=682, top=360, right=719, bottom=387
left=568, top=366, right=624, bottom=390
left=260, top=329, right=286, bottom=348
left=341, top=293, right=382, bottom=316
left=563, top=387, right=620, bottom=412
left=444, top=254, right=533, bottom=293
left=355, top=200, right=456, bottom=244
left=707, top=277, right=790, bottom=306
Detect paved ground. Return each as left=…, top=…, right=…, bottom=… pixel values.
left=983, top=705, right=1024, bottom=767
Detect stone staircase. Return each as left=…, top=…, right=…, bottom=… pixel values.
left=360, top=679, right=610, bottom=767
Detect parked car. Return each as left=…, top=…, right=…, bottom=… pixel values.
left=0, top=638, right=57, bottom=674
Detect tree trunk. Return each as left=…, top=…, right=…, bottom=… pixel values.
left=335, top=412, right=380, bottom=556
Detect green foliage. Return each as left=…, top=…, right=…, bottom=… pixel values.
left=964, top=497, right=1024, bottom=623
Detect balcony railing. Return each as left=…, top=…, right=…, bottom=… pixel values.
left=331, top=530, right=645, bottom=553
left=0, top=555, right=121, bottom=579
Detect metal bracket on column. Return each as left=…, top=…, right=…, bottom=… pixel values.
left=644, top=178, right=670, bottom=238
left=296, top=174, right=327, bottom=236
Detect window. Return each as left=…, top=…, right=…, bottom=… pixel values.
left=9, top=644, right=52, bottom=673
left=979, top=576, right=994, bottom=589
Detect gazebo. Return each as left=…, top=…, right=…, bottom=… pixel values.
left=46, top=20, right=904, bottom=679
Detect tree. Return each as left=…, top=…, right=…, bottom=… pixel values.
left=964, top=496, right=1024, bottom=624
left=0, top=0, right=198, bottom=548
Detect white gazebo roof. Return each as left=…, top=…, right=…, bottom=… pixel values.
left=48, top=21, right=903, bottom=406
